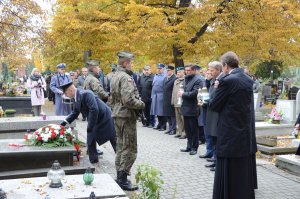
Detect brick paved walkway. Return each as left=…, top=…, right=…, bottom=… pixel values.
left=44, top=102, right=300, bottom=199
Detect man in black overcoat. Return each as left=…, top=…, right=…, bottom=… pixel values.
left=138, top=65, right=154, bottom=127
left=60, top=82, right=116, bottom=164
left=210, top=51, right=257, bottom=199
left=163, top=65, right=177, bottom=135
left=178, top=65, right=202, bottom=155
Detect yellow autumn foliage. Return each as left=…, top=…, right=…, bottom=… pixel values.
left=42, top=0, right=300, bottom=74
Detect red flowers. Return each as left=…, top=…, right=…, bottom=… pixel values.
left=38, top=136, right=42, bottom=141
left=60, top=130, right=64, bottom=135
left=51, top=132, right=56, bottom=139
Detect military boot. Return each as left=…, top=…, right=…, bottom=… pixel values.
left=117, top=171, right=138, bottom=191
left=115, top=171, right=121, bottom=183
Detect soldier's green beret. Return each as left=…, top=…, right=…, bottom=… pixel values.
left=86, top=60, right=100, bottom=67
left=117, top=51, right=134, bottom=60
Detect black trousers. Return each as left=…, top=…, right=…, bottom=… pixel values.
left=198, top=126, right=206, bottom=142
left=184, top=116, right=199, bottom=151
left=157, top=116, right=166, bottom=129
left=143, top=101, right=154, bottom=125
left=88, top=138, right=117, bottom=162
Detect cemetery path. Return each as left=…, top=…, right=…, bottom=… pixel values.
left=44, top=101, right=300, bottom=199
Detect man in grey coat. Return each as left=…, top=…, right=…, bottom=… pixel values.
left=201, top=61, right=224, bottom=171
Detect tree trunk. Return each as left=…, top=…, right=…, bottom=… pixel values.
left=173, top=45, right=184, bottom=67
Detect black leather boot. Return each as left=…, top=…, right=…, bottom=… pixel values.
left=117, top=171, right=138, bottom=191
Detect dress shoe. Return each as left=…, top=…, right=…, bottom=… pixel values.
left=206, top=158, right=215, bottom=162
left=90, top=159, right=99, bottom=164
left=87, top=149, right=103, bottom=156
left=180, top=148, right=191, bottom=152
left=174, top=135, right=181, bottom=138
left=210, top=167, right=216, bottom=171
left=168, top=131, right=176, bottom=135
left=205, top=163, right=216, bottom=168
left=199, top=154, right=212, bottom=159
left=153, top=126, right=161, bottom=130
left=179, top=135, right=186, bottom=139
left=164, top=130, right=171, bottom=134
left=82, top=117, right=86, bottom=121
left=159, top=128, right=166, bottom=131
left=147, top=124, right=154, bottom=128
left=189, top=150, right=197, bottom=155
left=142, top=124, right=148, bottom=127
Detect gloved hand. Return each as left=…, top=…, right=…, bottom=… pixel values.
left=60, top=121, right=67, bottom=126
left=57, top=90, right=63, bottom=95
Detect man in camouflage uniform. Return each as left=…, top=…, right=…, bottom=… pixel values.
left=110, top=51, right=144, bottom=191
left=83, top=60, right=109, bottom=101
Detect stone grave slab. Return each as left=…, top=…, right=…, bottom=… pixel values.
left=0, top=116, right=76, bottom=139
left=256, top=135, right=294, bottom=147
left=255, top=122, right=294, bottom=136
left=257, top=144, right=297, bottom=155
left=292, top=139, right=300, bottom=147
left=0, top=174, right=128, bottom=199
left=0, top=139, right=75, bottom=172
left=276, top=154, right=300, bottom=175
left=0, top=96, right=32, bottom=114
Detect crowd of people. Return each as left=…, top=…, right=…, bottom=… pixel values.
left=26, top=50, right=264, bottom=198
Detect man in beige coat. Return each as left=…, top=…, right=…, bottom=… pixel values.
left=171, top=67, right=186, bottom=139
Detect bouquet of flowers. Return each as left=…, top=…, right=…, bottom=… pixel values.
left=24, top=124, right=79, bottom=148
left=268, top=108, right=283, bottom=123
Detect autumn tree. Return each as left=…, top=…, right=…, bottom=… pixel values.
left=43, top=0, right=300, bottom=73
left=0, top=0, right=44, bottom=70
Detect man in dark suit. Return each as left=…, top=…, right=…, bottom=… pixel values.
left=295, top=113, right=300, bottom=155
left=60, top=82, right=116, bottom=164
left=210, top=51, right=257, bottom=199
left=163, top=65, right=177, bottom=135
left=178, top=64, right=202, bottom=155
left=138, top=65, right=154, bottom=127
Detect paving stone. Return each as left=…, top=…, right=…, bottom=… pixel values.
left=42, top=101, right=300, bottom=199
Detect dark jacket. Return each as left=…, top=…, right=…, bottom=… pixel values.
left=138, top=74, right=154, bottom=102
left=205, top=79, right=219, bottom=137
left=296, top=113, right=300, bottom=126
left=210, top=68, right=257, bottom=158
left=180, top=74, right=202, bottom=116
left=65, top=89, right=116, bottom=145
left=163, top=74, right=177, bottom=116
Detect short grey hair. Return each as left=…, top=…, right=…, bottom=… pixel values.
left=219, top=51, right=239, bottom=68
left=208, top=61, right=222, bottom=72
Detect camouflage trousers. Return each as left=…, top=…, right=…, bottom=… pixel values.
left=114, top=117, right=137, bottom=174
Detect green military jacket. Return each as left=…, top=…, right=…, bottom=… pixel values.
left=110, top=66, right=144, bottom=118
left=83, top=73, right=108, bottom=100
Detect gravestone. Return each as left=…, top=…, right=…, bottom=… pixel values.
left=0, top=174, right=128, bottom=199
left=276, top=99, right=296, bottom=124
left=0, top=116, right=76, bottom=139
left=0, top=139, right=75, bottom=172
left=255, top=122, right=294, bottom=136
left=296, top=89, right=300, bottom=117
left=254, top=93, right=264, bottom=121
left=0, top=96, right=32, bottom=114
left=276, top=155, right=300, bottom=175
